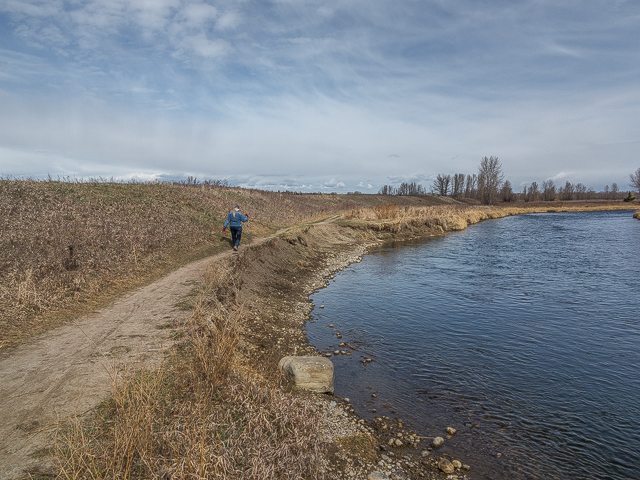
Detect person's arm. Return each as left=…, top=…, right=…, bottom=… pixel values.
left=223, top=213, right=230, bottom=229
left=242, top=213, right=249, bottom=222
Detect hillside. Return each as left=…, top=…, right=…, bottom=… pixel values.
left=0, top=180, right=451, bottom=351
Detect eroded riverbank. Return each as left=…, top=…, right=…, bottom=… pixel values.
left=6, top=201, right=637, bottom=479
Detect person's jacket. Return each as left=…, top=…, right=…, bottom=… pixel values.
left=224, top=210, right=248, bottom=228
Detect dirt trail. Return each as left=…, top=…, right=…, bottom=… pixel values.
left=0, top=220, right=327, bottom=480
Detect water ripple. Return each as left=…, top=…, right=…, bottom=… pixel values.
left=309, top=210, right=640, bottom=480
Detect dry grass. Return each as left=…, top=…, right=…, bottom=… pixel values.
left=334, top=433, right=378, bottom=464
left=634, top=211, right=640, bottom=220
left=341, top=201, right=639, bottom=235
left=7, top=181, right=636, bottom=479
left=0, top=180, right=449, bottom=351
left=53, top=260, right=324, bottom=479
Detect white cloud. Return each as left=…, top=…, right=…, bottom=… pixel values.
left=216, top=10, right=241, bottom=30
left=1, top=1, right=640, bottom=190
left=178, top=34, right=231, bottom=58
left=323, top=178, right=345, bottom=189
left=181, top=3, right=218, bottom=26
left=0, top=0, right=63, bottom=18
left=543, top=41, right=584, bottom=58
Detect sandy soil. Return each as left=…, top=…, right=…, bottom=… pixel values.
left=0, top=226, right=295, bottom=480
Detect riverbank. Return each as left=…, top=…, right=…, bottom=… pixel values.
left=0, top=180, right=450, bottom=353
left=307, top=208, right=640, bottom=480
left=49, top=201, right=637, bottom=479
left=3, top=189, right=637, bottom=478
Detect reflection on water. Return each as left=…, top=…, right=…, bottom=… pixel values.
left=308, top=210, right=640, bottom=480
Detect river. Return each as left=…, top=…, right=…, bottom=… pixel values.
left=307, top=210, right=640, bottom=479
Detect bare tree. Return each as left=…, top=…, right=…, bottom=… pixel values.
left=477, top=156, right=504, bottom=204
left=500, top=180, right=515, bottom=202
left=452, top=173, right=466, bottom=197
left=378, top=185, right=396, bottom=195
left=432, top=174, right=451, bottom=196
left=629, top=168, right=640, bottom=193
left=529, top=181, right=540, bottom=201
left=397, top=182, right=426, bottom=196
left=464, top=174, right=477, bottom=198
left=560, top=181, right=574, bottom=200
left=611, top=182, right=619, bottom=199
left=574, top=183, right=587, bottom=200
left=542, top=179, right=556, bottom=201
left=522, top=184, right=529, bottom=202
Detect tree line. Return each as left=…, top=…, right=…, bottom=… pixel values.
left=379, top=158, right=640, bottom=204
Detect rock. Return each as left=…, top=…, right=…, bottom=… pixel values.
left=368, top=472, right=389, bottom=480
left=278, top=356, right=334, bottom=393
left=394, top=439, right=403, bottom=447
left=438, top=458, right=455, bottom=474
left=463, top=464, right=471, bottom=471
left=390, top=472, right=408, bottom=480
left=421, top=449, right=430, bottom=457
left=452, top=459, right=462, bottom=469
left=431, top=436, right=444, bottom=448
left=447, top=427, right=457, bottom=435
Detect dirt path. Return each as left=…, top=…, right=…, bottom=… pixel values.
left=0, top=222, right=318, bottom=479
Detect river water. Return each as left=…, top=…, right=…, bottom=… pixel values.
left=307, top=210, right=640, bottom=479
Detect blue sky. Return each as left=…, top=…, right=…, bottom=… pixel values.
left=1, top=0, right=639, bottom=192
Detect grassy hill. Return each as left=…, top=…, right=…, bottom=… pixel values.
left=0, top=179, right=450, bottom=351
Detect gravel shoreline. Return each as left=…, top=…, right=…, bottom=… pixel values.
left=286, top=234, right=473, bottom=480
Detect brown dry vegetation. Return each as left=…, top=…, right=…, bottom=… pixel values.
left=342, top=201, right=639, bottom=236
left=54, top=259, right=327, bottom=479
left=0, top=180, right=447, bottom=352
left=4, top=181, right=638, bottom=479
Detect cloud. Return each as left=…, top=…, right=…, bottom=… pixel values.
left=177, top=34, right=231, bottom=58
left=1, top=1, right=639, bottom=190
left=180, top=3, right=218, bottom=27
left=216, top=10, right=241, bottom=30
left=322, top=178, right=345, bottom=189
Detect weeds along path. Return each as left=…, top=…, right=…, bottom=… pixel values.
left=0, top=220, right=323, bottom=480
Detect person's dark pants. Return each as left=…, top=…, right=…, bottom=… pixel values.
left=230, top=226, right=242, bottom=247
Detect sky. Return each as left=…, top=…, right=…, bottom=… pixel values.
left=1, top=0, right=639, bottom=192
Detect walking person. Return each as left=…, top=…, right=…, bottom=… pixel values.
left=223, top=205, right=249, bottom=251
